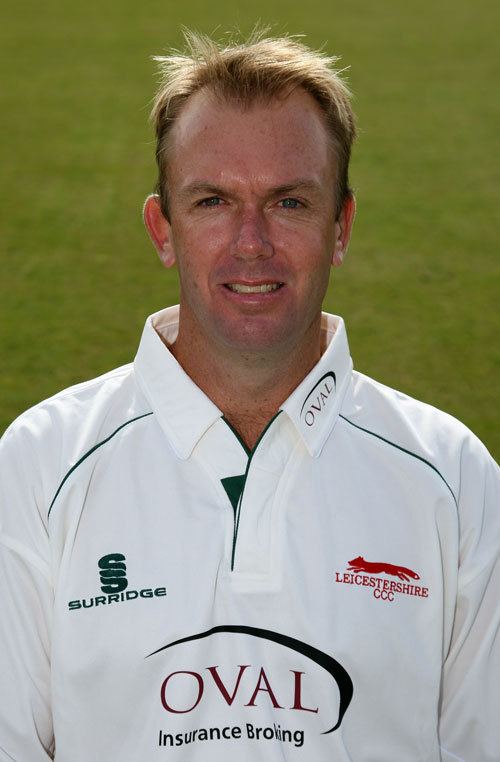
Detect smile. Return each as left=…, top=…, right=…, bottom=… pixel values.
left=225, top=283, right=283, bottom=294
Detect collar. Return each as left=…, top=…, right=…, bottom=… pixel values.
left=133, top=306, right=222, bottom=459
left=134, top=307, right=352, bottom=460
left=280, top=313, right=353, bottom=457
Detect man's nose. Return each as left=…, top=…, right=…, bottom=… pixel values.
left=232, top=212, right=273, bottom=260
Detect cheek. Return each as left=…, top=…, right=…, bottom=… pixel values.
left=271, top=209, right=333, bottom=245
left=190, top=217, right=230, bottom=249
left=172, top=224, right=227, bottom=285
left=275, top=226, right=332, bottom=276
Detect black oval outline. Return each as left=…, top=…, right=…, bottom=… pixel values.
left=146, top=624, right=353, bottom=734
left=300, top=372, right=336, bottom=417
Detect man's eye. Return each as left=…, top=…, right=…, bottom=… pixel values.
left=198, top=197, right=223, bottom=207
left=280, top=198, right=301, bottom=209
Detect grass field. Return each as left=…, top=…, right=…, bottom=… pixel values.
left=1, top=0, right=499, bottom=458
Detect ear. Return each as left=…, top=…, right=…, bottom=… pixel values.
left=143, top=194, right=176, bottom=268
left=331, top=194, right=356, bottom=268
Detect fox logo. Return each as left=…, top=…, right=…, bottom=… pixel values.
left=347, top=556, right=420, bottom=582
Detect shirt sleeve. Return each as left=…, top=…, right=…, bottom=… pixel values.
left=0, top=423, right=55, bottom=761
left=438, top=433, right=500, bottom=762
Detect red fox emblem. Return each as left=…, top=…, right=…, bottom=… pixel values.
left=348, top=556, right=420, bottom=582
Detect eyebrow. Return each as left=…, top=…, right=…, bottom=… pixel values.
left=179, top=182, right=227, bottom=200
left=270, top=180, right=323, bottom=197
left=178, top=179, right=323, bottom=201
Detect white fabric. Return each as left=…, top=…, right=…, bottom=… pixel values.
left=0, top=306, right=498, bottom=761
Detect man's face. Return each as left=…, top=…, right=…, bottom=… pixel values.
left=145, top=87, right=354, bottom=358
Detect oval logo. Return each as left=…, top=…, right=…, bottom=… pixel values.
left=300, top=372, right=336, bottom=427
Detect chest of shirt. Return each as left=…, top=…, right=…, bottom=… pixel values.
left=47, top=415, right=454, bottom=760
left=50, top=412, right=455, bottom=668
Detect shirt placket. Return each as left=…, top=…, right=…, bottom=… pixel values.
left=230, top=414, right=297, bottom=584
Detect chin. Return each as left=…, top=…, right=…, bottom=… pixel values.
left=218, top=326, right=292, bottom=356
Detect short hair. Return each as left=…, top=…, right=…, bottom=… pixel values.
left=151, top=29, right=357, bottom=219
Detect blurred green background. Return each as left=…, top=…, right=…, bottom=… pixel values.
left=1, top=0, right=499, bottom=458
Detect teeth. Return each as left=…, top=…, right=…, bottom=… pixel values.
left=227, top=283, right=281, bottom=293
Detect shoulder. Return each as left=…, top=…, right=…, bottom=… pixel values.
left=346, top=370, right=476, bottom=449
left=339, top=370, right=498, bottom=504
left=0, top=364, right=153, bottom=507
left=2, top=363, right=138, bottom=442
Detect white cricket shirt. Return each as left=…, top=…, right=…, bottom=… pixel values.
left=0, top=306, right=499, bottom=761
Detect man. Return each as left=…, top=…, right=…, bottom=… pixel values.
left=0, top=31, right=498, bottom=762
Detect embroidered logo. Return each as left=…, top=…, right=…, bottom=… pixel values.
left=300, top=372, right=336, bottom=427
left=334, top=555, right=428, bottom=603
left=67, top=552, right=167, bottom=612
left=347, top=555, right=420, bottom=581
left=99, top=552, right=128, bottom=593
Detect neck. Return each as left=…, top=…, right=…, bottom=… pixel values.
left=169, top=318, right=324, bottom=450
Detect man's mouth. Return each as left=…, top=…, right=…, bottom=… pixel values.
left=225, top=283, right=284, bottom=294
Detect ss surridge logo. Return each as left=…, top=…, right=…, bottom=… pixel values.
left=68, top=553, right=166, bottom=611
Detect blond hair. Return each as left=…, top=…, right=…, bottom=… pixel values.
left=151, top=29, right=357, bottom=218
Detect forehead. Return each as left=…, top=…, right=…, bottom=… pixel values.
left=168, top=87, right=333, bottom=189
